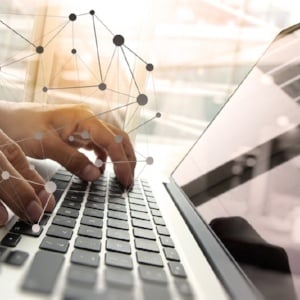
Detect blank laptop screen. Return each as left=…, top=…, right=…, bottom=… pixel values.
left=173, top=24, right=300, bottom=300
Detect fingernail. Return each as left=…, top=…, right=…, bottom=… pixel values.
left=82, top=164, right=101, bottom=181
left=38, top=190, right=55, bottom=212
left=26, top=201, right=43, bottom=222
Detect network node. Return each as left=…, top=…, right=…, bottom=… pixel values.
left=115, top=135, right=123, bottom=143
left=146, top=156, right=154, bottom=165
left=71, top=48, right=77, bottom=54
left=69, top=13, right=77, bottom=21
left=137, top=94, right=148, bottom=106
left=1, top=171, right=10, bottom=180
left=32, top=224, right=40, bottom=233
left=42, top=86, right=48, bottom=93
left=98, top=82, right=107, bottom=91
left=81, top=131, right=90, bottom=139
left=34, top=132, right=43, bottom=140
left=45, top=181, right=57, bottom=194
left=95, top=159, right=103, bottom=168
left=36, top=46, right=44, bottom=54
left=113, top=34, right=125, bottom=46
left=146, top=63, right=154, bottom=71
left=29, top=164, right=35, bottom=170
left=90, top=10, right=95, bottom=15
left=68, top=135, right=75, bottom=142
left=156, top=112, right=162, bottom=118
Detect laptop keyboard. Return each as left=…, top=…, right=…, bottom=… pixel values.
left=0, top=169, right=194, bottom=299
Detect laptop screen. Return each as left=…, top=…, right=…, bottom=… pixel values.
left=172, top=24, right=300, bottom=300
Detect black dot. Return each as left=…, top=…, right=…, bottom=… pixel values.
left=137, top=94, right=148, bottom=106
left=36, top=46, right=44, bottom=54
left=42, top=87, right=48, bottom=93
left=156, top=112, right=162, bottom=118
left=71, top=48, right=77, bottom=54
left=90, top=10, right=95, bottom=15
left=98, top=83, right=107, bottom=91
left=146, top=63, right=154, bottom=71
left=69, top=13, right=77, bottom=21
left=113, top=35, right=125, bottom=46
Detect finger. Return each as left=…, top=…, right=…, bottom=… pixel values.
left=106, top=123, right=136, bottom=173
left=0, top=151, right=43, bottom=223
left=88, top=120, right=134, bottom=187
left=0, top=202, right=8, bottom=226
left=44, top=134, right=101, bottom=181
left=0, top=132, right=55, bottom=212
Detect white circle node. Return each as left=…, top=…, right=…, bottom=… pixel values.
left=276, top=116, right=290, bottom=127
left=115, top=135, right=123, bottom=143
left=95, top=159, right=103, bottom=168
left=81, top=131, right=90, bottom=139
left=68, top=135, right=75, bottom=142
left=231, top=164, right=243, bottom=175
left=29, top=164, right=35, bottom=170
left=34, top=132, right=43, bottom=140
left=146, top=157, right=154, bottom=165
left=45, top=181, right=57, bottom=194
left=32, top=224, right=40, bottom=233
left=1, top=171, right=10, bottom=180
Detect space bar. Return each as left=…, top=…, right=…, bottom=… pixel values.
left=22, top=250, right=65, bottom=294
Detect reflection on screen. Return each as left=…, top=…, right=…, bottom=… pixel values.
left=173, top=24, right=300, bottom=300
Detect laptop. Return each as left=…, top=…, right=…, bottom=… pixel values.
left=0, top=23, right=299, bottom=300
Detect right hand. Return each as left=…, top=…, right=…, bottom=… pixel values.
left=0, top=129, right=55, bottom=225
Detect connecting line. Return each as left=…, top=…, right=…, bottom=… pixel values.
left=0, top=12, right=68, bottom=18
left=0, top=52, right=37, bottom=68
left=104, top=47, right=117, bottom=82
left=8, top=175, right=44, bottom=186
left=92, top=15, right=103, bottom=82
left=0, top=19, right=36, bottom=47
left=127, top=115, right=157, bottom=134
left=37, top=193, right=52, bottom=225
left=120, top=47, right=141, bottom=94
left=123, top=44, right=148, bottom=65
left=124, top=105, right=140, bottom=131
left=44, top=20, right=70, bottom=48
left=95, top=14, right=114, bottom=35
left=106, top=87, right=136, bottom=98
left=48, top=84, right=99, bottom=90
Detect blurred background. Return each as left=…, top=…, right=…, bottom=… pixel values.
left=0, top=0, right=299, bottom=177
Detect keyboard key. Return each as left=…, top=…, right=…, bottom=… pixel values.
left=1, top=233, right=21, bottom=247
left=133, top=228, right=156, bottom=240
left=52, top=173, right=71, bottom=182
left=108, top=210, right=128, bottom=221
left=22, top=251, right=64, bottom=294
left=52, top=216, right=76, bottom=228
left=87, top=194, right=105, bottom=203
left=156, top=225, right=170, bottom=236
left=174, top=278, right=194, bottom=297
left=105, top=267, right=134, bottom=288
left=168, top=262, right=187, bottom=278
left=159, top=236, right=174, bottom=248
left=64, top=192, right=84, bottom=203
left=136, top=251, right=163, bottom=267
left=107, top=218, right=129, bottom=230
left=149, top=202, right=159, bottom=210
left=78, top=225, right=102, bottom=239
left=106, top=239, right=131, bottom=254
left=106, top=228, right=130, bottom=241
left=139, top=265, right=168, bottom=284
left=132, top=219, right=153, bottom=230
left=57, top=207, right=79, bottom=219
left=0, top=246, right=8, bottom=261
left=5, top=250, right=28, bottom=266
left=81, top=216, right=103, bottom=228
left=75, top=237, right=101, bottom=252
left=127, top=193, right=144, bottom=200
left=85, top=202, right=104, bottom=211
left=40, top=236, right=69, bottom=253
left=62, top=200, right=81, bottom=210
left=153, top=217, right=166, bottom=226
left=143, top=283, right=171, bottom=300
left=128, top=198, right=145, bottom=206
left=131, top=210, right=150, bottom=221
left=39, top=214, right=50, bottom=225
left=11, top=221, right=43, bottom=237
left=47, top=225, right=73, bottom=240
left=108, top=203, right=127, bottom=212
left=83, top=208, right=104, bottom=219
left=151, top=209, right=162, bottom=217
left=163, top=248, right=180, bottom=261
left=105, top=252, right=133, bottom=269
left=135, top=238, right=159, bottom=253
left=108, top=198, right=126, bottom=206
left=71, top=249, right=100, bottom=268
left=67, top=265, right=97, bottom=287
left=129, top=204, right=147, bottom=213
